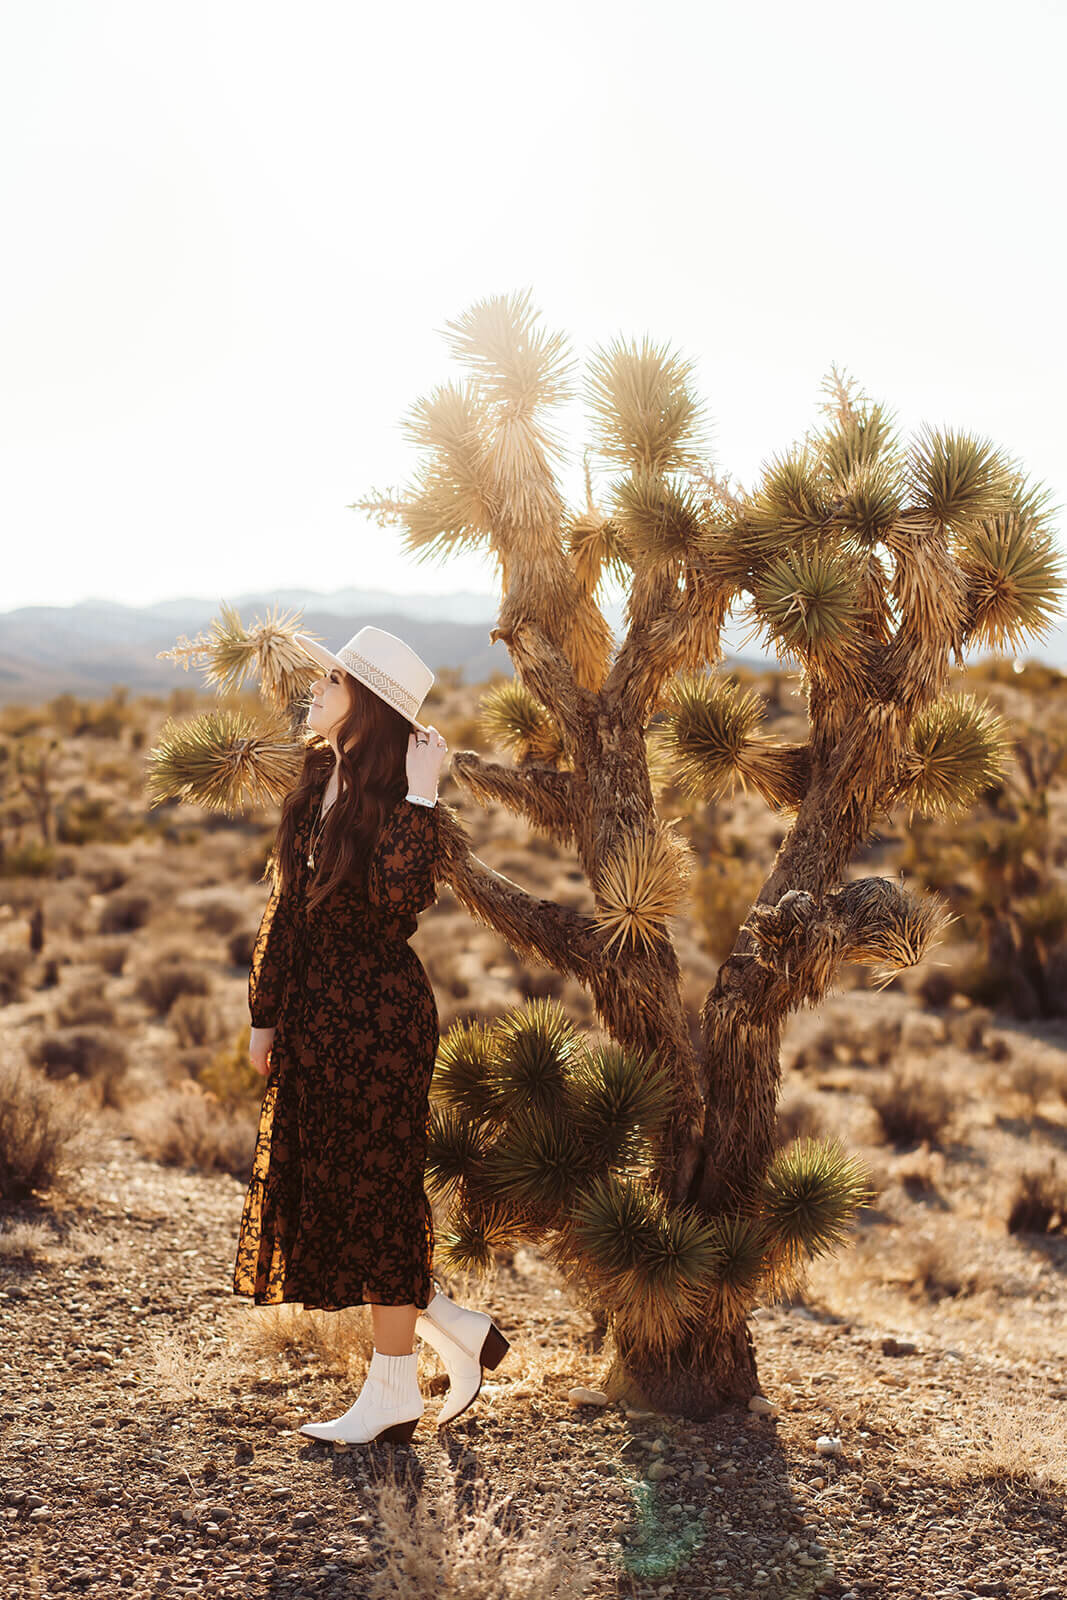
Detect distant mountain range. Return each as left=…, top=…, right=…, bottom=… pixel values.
left=1, top=584, right=1063, bottom=705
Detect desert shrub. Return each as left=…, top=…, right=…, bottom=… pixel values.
left=5, top=841, right=56, bottom=878
left=170, top=993, right=226, bottom=1049
left=0, top=1057, right=89, bottom=1207
left=27, top=1026, right=128, bottom=1089
left=126, top=1088, right=256, bottom=1179
left=907, top=1234, right=978, bottom=1300
left=227, top=928, right=256, bottom=968
left=1007, top=1161, right=1067, bottom=1235
left=56, top=983, right=118, bottom=1028
left=944, top=1003, right=991, bottom=1054
left=194, top=896, right=245, bottom=937
left=56, top=796, right=134, bottom=846
left=0, top=947, right=35, bottom=1005
left=99, top=892, right=151, bottom=933
left=87, top=936, right=129, bottom=976
left=135, top=957, right=211, bottom=1015
left=1008, top=1057, right=1062, bottom=1116
left=870, top=1069, right=954, bottom=1148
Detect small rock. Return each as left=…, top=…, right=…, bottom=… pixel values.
left=625, top=1408, right=655, bottom=1420
left=567, top=1386, right=609, bottom=1407
left=748, top=1395, right=780, bottom=1417
left=646, top=1460, right=674, bottom=1481
left=292, top=1511, right=316, bottom=1529
left=28, top=1506, right=52, bottom=1522
left=881, top=1337, right=917, bottom=1356
left=815, top=1435, right=842, bottom=1456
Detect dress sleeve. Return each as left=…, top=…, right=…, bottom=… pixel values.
left=367, top=799, right=440, bottom=919
left=248, top=866, right=297, bottom=1029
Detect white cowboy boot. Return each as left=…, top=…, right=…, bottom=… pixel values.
left=415, top=1283, right=511, bottom=1427
left=299, top=1348, right=423, bottom=1444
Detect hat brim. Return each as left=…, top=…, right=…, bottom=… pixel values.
left=293, top=634, right=430, bottom=734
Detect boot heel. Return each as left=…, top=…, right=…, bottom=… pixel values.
left=377, top=1416, right=419, bottom=1444
left=479, top=1323, right=510, bottom=1370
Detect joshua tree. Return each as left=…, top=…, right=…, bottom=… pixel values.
left=147, top=291, right=1063, bottom=1415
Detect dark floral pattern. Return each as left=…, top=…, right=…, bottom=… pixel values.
left=232, top=778, right=440, bottom=1311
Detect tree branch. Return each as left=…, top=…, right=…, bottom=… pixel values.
left=435, top=804, right=598, bottom=982
left=606, top=567, right=730, bottom=720
left=450, top=752, right=578, bottom=845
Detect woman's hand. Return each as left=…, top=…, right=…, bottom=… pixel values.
left=406, top=726, right=448, bottom=802
left=249, top=1025, right=276, bottom=1077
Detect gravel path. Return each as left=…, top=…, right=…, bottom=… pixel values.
left=2, top=1131, right=1065, bottom=1600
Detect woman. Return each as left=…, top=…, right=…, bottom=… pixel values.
left=232, top=624, right=509, bottom=1445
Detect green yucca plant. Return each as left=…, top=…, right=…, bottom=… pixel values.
left=150, top=290, right=1064, bottom=1418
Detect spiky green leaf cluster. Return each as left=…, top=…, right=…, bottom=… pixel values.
left=568, top=1045, right=675, bottom=1167
left=612, top=469, right=706, bottom=566
left=907, top=424, right=1014, bottom=530
left=957, top=513, right=1066, bottom=652
left=428, top=1007, right=677, bottom=1257
left=761, top=1137, right=874, bottom=1266
left=434, top=1204, right=526, bottom=1275
left=481, top=1106, right=592, bottom=1215
left=752, top=548, right=864, bottom=674
left=659, top=674, right=766, bottom=800
left=585, top=336, right=707, bottom=474
left=737, top=446, right=834, bottom=555
left=431, top=1021, right=502, bottom=1122
left=478, top=681, right=566, bottom=765
left=702, top=1213, right=772, bottom=1330
left=899, top=693, right=1011, bottom=817
left=399, top=380, right=495, bottom=562
left=567, top=1173, right=722, bottom=1354
left=144, top=708, right=301, bottom=814
left=425, top=1105, right=494, bottom=1203
left=488, top=999, right=584, bottom=1119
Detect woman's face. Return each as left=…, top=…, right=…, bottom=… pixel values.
left=307, top=667, right=355, bottom=741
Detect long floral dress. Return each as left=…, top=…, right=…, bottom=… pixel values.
left=232, top=777, right=440, bottom=1311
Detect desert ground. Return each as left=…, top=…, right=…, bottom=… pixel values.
left=1, top=663, right=1066, bottom=1600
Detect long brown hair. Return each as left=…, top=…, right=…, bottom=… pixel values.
left=265, top=673, right=411, bottom=912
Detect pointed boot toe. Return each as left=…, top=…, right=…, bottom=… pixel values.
left=300, top=1349, right=423, bottom=1445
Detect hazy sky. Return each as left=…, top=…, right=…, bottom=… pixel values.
left=3, top=0, right=1064, bottom=618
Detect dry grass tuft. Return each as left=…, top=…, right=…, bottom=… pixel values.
left=142, top=1324, right=234, bottom=1407
left=228, top=1301, right=375, bottom=1377
left=0, top=1217, right=54, bottom=1258
left=900, top=1378, right=1067, bottom=1493
left=1006, top=1159, right=1067, bottom=1236
left=124, top=1087, right=256, bottom=1178
left=869, top=1067, right=954, bottom=1148
left=364, top=1449, right=601, bottom=1600
left=0, top=1056, right=92, bottom=1207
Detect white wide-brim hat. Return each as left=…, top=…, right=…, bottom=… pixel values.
left=292, top=625, right=434, bottom=734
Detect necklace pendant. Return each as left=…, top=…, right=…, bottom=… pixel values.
left=307, top=851, right=315, bottom=869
